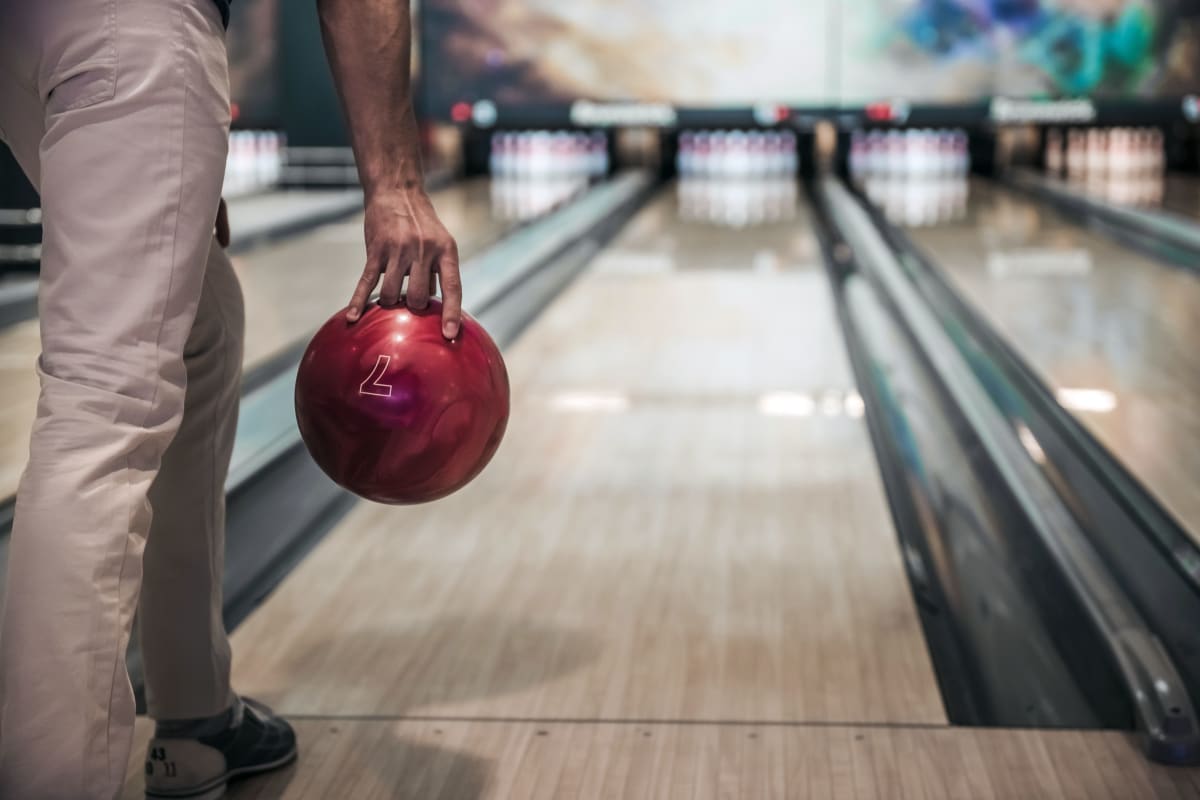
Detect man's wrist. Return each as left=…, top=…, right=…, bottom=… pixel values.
left=363, top=172, right=426, bottom=201
left=365, top=187, right=428, bottom=211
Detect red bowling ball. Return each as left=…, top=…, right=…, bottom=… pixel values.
left=295, top=299, right=509, bottom=504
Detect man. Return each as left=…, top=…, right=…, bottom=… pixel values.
left=0, top=0, right=460, bottom=797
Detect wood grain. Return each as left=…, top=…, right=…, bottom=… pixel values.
left=222, top=188, right=944, bottom=726
left=120, top=717, right=1200, bottom=800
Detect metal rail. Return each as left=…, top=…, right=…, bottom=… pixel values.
left=822, top=176, right=1199, bottom=765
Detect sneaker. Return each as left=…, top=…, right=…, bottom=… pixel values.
left=144, top=697, right=297, bottom=800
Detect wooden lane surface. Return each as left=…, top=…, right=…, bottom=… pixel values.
left=121, top=717, right=1200, bottom=799
left=0, top=179, right=504, bottom=503
left=902, top=178, right=1200, bottom=547
left=211, top=186, right=944, bottom=727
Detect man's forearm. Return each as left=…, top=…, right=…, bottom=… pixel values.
left=316, top=0, right=422, bottom=198
left=317, top=0, right=461, bottom=333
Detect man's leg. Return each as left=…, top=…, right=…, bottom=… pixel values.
left=141, top=238, right=244, bottom=722
left=0, top=0, right=230, bottom=796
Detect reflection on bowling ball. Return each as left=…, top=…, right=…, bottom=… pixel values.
left=295, top=299, right=510, bottom=504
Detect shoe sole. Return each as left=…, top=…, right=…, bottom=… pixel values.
left=144, top=744, right=298, bottom=800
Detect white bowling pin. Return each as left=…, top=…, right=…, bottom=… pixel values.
left=1045, top=128, right=1063, bottom=175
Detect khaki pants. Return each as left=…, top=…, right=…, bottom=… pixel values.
left=0, top=0, right=243, bottom=796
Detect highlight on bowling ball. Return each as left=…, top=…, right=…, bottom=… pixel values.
left=295, top=298, right=510, bottom=504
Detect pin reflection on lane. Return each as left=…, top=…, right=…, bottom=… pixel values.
left=858, top=177, right=969, bottom=228
left=676, top=178, right=798, bottom=228
left=489, top=177, right=591, bottom=222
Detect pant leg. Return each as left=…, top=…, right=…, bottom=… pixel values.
left=141, top=237, right=244, bottom=722
left=0, top=1, right=230, bottom=797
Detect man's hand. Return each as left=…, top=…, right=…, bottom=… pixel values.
left=317, top=0, right=460, bottom=339
left=346, top=188, right=461, bottom=339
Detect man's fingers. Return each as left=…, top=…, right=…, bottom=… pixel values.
left=378, top=248, right=408, bottom=307
left=346, top=262, right=383, bottom=322
left=437, top=248, right=463, bottom=339
left=405, top=242, right=437, bottom=311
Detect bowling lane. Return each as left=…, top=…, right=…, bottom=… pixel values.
left=225, top=189, right=362, bottom=236
left=218, top=177, right=946, bottom=730
left=121, top=717, right=1194, bottom=799
left=0, top=177, right=537, bottom=504
left=895, top=177, right=1200, bottom=546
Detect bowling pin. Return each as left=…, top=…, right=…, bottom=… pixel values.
left=272, top=132, right=285, bottom=186
left=1149, top=128, right=1164, bottom=175
left=233, top=131, right=250, bottom=195
left=924, top=129, right=938, bottom=177
left=225, top=130, right=238, bottom=196
left=254, top=131, right=271, bottom=189
left=678, top=131, right=694, bottom=176
left=1085, top=129, right=1104, bottom=177
left=715, top=131, right=731, bottom=178
left=1107, top=128, right=1124, bottom=177
left=489, top=133, right=503, bottom=176
left=848, top=131, right=863, bottom=179
left=550, top=131, right=567, bottom=177
left=699, top=131, right=714, bottom=178
left=1045, top=128, right=1063, bottom=176
left=1066, top=129, right=1085, bottom=179
left=724, top=130, right=739, bottom=177
left=938, top=130, right=955, bottom=178
left=748, top=132, right=765, bottom=179
left=782, top=130, right=797, bottom=175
